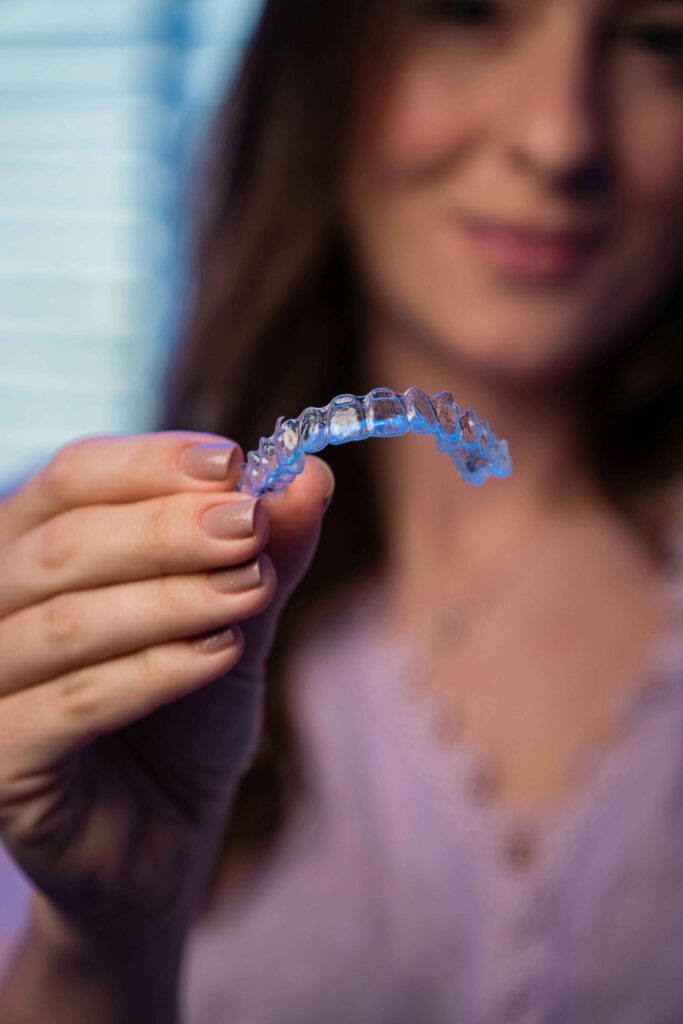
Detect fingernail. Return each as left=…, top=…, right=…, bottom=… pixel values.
left=180, top=443, right=240, bottom=481
left=322, top=491, right=334, bottom=515
left=321, top=466, right=336, bottom=515
left=201, top=499, right=261, bottom=539
left=209, top=558, right=262, bottom=593
left=191, top=625, right=237, bottom=653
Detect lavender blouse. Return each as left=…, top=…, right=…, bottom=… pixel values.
left=2, top=530, right=683, bottom=1023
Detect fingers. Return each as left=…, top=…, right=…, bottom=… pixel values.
left=0, top=431, right=245, bottom=546
left=0, top=491, right=270, bottom=619
left=227, top=455, right=338, bottom=683
left=0, top=555, right=278, bottom=697
left=259, top=454, right=336, bottom=595
left=0, top=625, right=249, bottom=780
left=260, top=454, right=336, bottom=544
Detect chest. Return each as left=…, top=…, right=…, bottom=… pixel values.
left=413, top=578, right=673, bottom=818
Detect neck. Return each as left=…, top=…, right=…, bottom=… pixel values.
left=361, top=310, right=612, bottom=620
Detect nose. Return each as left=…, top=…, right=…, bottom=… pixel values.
left=502, top=14, right=606, bottom=186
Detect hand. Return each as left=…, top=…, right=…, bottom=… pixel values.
left=0, top=431, right=335, bottom=951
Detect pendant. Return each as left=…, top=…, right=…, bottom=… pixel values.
left=432, top=607, right=469, bottom=646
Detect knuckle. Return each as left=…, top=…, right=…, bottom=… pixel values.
left=57, top=671, right=101, bottom=721
left=40, top=594, right=82, bottom=650
left=133, top=645, right=161, bottom=699
left=155, top=574, right=187, bottom=619
left=35, top=513, right=79, bottom=575
left=42, top=443, right=81, bottom=502
left=144, top=499, right=175, bottom=555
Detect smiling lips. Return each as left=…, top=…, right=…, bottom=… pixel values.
left=454, top=211, right=610, bottom=279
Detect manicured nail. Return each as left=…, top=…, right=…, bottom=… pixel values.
left=180, top=443, right=240, bottom=481
left=322, top=490, right=334, bottom=514
left=320, top=462, right=335, bottom=514
left=209, top=559, right=262, bottom=593
left=191, top=625, right=237, bottom=653
left=201, top=499, right=261, bottom=539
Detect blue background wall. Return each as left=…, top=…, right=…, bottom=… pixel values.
left=0, top=0, right=264, bottom=488
left=0, top=0, right=265, bottom=952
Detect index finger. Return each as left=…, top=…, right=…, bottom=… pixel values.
left=0, top=431, right=245, bottom=545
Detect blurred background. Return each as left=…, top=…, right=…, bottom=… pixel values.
left=0, top=0, right=263, bottom=491
left=0, top=0, right=264, bottom=956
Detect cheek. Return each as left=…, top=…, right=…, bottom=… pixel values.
left=619, top=93, right=683, bottom=218
left=341, top=54, right=683, bottom=384
left=357, top=51, right=478, bottom=176
left=609, top=92, right=683, bottom=330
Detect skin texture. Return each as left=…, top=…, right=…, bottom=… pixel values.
left=340, top=0, right=683, bottom=812
left=0, top=432, right=335, bottom=1022
left=345, top=0, right=683, bottom=382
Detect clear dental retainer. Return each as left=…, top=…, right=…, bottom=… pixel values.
left=235, top=386, right=512, bottom=498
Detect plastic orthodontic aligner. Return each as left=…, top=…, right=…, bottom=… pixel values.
left=235, top=386, right=512, bottom=498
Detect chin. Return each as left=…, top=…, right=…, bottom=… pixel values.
left=429, top=315, right=594, bottom=389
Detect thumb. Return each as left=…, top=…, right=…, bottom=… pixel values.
left=233, top=455, right=336, bottom=679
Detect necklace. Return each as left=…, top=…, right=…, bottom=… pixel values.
left=374, top=510, right=578, bottom=869
left=371, top=507, right=682, bottom=870
left=379, top=507, right=572, bottom=667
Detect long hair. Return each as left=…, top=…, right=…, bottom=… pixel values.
left=156, top=0, right=683, bottom=912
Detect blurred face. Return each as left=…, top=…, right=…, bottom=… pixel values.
left=341, top=0, right=683, bottom=383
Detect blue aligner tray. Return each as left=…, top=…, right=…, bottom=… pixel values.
left=235, top=386, right=512, bottom=498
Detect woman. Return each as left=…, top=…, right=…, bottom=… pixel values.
left=0, top=0, right=682, bottom=1020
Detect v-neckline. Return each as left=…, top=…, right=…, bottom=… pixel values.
left=339, top=534, right=683, bottom=877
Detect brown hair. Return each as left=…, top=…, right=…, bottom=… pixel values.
left=156, top=0, right=683, bottom=912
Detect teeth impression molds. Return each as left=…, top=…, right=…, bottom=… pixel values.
left=235, top=386, right=512, bottom=498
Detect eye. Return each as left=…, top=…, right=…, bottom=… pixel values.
left=628, top=21, right=683, bottom=60
left=421, top=0, right=505, bottom=28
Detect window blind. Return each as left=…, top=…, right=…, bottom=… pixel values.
left=0, top=0, right=263, bottom=488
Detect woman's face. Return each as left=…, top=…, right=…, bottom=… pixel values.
left=341, top=0, right=683, bottom=382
